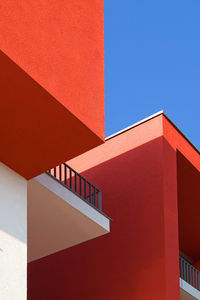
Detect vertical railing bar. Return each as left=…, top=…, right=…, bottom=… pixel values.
left=183, top=260, right=185, bottom=282
left=193, top=267, right=195, bottom=287
left=194, top=268, right=195, bottom=288
left=80, top=175, right=82, bottom=196
left=93, top=187, right=96, bottom=207
left=195, top=269, right=197, bottom=289
left=182, top=258, right=183, bottom=280
left=188, top=264, right=190, bottom=284
left=186, top=261, right=188, bottom=282
left=182, top=257, right=184, bottom=280
left=191, top=266, right=193, bottom=286
left=89, top=184, right=91, bottom=203
left=198, top=270, right=200, bottom=290
left=84, top=179, right=87, bottom=199
left=182, top=257, right=184, bottom=279
left=70, top=168, right=72, bottom=188
left=99, top=191, right=102, bottom=211
left=64, top=164, right=67, bottom=185
left=75, top=172, right=77, bottom=192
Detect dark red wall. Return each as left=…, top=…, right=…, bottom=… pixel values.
left=177, top=151, right=200, bottom=261
left=28, top=135, right=180, bottom=300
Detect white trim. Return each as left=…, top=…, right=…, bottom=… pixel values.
left=105, top=111, right=164, bottom=140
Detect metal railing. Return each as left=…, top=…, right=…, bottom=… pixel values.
left=179, top=255, right=200, bottom=290
left=46, top=163, right=102, bottom=211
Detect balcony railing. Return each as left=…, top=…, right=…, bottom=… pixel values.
left=46, top=163, right=102, bottom=211
left=179, top=255, right=200, bottom=291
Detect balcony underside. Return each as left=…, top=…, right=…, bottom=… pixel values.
left=28, top=173, right=110, bottom=262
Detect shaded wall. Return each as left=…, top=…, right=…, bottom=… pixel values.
left=177, top=151, right=200, bottom=261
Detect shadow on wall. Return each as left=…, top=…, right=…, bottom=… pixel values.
left=0, top=49, right=103, bottom=179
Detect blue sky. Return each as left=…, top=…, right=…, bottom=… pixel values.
left=104, top=0, right=200, bottom=150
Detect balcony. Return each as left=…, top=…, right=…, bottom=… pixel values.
left=27, top=163, right=111, bottom=262
left=180, top=255, right=200, bottom=300
left=46, top=163, right=103, bottom=212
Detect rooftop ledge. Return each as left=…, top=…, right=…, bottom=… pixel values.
left=106, top=111, right=199, bottom=155
left=27, top=164, right=111, bottom=262
left=104, top=111, right=199, bottom=174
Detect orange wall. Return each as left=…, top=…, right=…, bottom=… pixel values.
left=0, top=1, right=105, bottom=178
left=0, top=0, right=104, bottom=139
left=28, top=117, right=180, bottom=300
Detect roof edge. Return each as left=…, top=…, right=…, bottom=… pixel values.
left=106, top=111, right=199, bottom=155
left=106, top=111, right=164, bottom=140
left=162, top=113, right=199, bottom=154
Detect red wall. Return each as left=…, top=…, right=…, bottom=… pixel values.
left=162, top=138, right=180, bottom=300
left=28, top=117, right=180, bottom=299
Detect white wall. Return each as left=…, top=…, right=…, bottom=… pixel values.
left=0, top=162, right=27, bottom=300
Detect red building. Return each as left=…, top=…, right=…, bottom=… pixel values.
left=28, top=112, right=200, bottom=300
left=0, top=1, right=199, bottom=300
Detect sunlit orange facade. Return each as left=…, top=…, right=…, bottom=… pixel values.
left=0, top=0, right=105, bottom=179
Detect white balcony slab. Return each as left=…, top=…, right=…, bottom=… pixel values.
left=180, top=278, right=200, bottom=300
left=28, top=173, right=110, bottom=262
